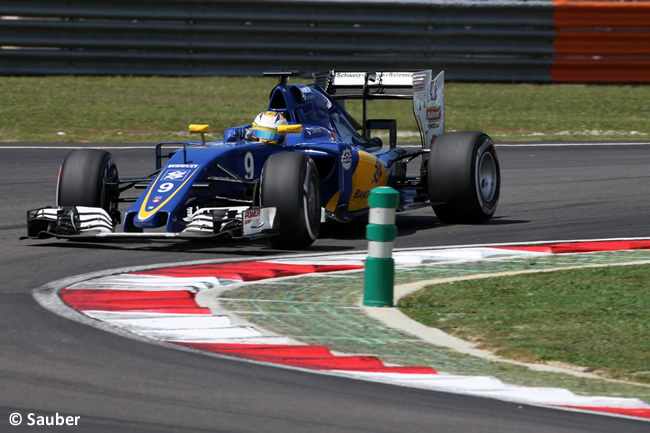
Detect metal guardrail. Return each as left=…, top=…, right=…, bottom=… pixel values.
left=0, top=0, right=555, bottom=81
left=1, top=1, right=647, bottom=82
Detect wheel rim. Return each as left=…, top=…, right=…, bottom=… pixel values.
left=477, top=152, right=497, bottom=203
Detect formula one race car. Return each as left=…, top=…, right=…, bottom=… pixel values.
left=25, top=70, right=500, bottom=249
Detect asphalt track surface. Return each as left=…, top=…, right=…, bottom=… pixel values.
left=1, top=142, right=649, bottom=432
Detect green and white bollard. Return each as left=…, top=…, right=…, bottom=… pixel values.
left=363, top=187, right=399, bottom=307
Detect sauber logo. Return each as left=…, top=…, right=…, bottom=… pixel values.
left=431, top=80, right=438, bottom=102
left=373, top=160, right=383, bottom=184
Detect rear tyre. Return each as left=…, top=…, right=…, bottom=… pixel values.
left=261, top=152, right=320, bottom=249
left=57, top=149, right=120, bottom=216
left=427, top=131, right=500, bottom=223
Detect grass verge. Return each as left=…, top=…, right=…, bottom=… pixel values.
left=216, top=250, right=650, bottom=403
left=0, top=76, right=648, bottom=143
left=398, top=264, right=650, bottom=384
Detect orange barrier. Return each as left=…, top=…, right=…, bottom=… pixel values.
left=551, top=0, right=650, bottom=83
left=552, top=59, right=650, bottom=83
left=553, top=0, right=650, bottom=28
left=554, top=31, right=650, bottom=56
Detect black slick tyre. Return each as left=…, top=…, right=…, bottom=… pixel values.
left=427, top=131, right=500, bottom=223
left=261, top=152, right=320, bottom=249
left=56, top=149, right=120, bottom=214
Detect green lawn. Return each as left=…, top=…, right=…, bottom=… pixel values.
left=0, top=76, right=648, bottom=143
left=398, top=264, right=650, bottom=384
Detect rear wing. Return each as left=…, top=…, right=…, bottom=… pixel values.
left=313, top=70, right=445, bottom=149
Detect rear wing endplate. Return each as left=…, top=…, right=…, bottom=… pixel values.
left=313, top=70, right=445, bottom=149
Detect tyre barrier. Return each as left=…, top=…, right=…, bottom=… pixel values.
left=41, top=239, right=650, bottom=420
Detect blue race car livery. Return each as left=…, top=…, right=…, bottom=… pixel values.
left=26, top=70, right=500, bottom=249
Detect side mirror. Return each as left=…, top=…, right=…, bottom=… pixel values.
left=189, top=124, right=210, bottom=144
left=277, top=124, right=303, bottom=134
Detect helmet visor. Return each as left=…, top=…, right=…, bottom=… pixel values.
left=251, top=127, right=282, bottom=143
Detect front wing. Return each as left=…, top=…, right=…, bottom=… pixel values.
left=25, top=206, right=278, bottom=242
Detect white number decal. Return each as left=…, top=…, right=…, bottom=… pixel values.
left=157, top=182, right=174, bottom=193
left=244, top=152, right=254, bottom=179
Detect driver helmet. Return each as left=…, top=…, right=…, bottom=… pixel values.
left=251, top=111, right=288, bottom=144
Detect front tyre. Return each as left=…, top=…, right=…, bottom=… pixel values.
left=57, top=149, right=120, bottom=216
left=427, top=131, right=500, bottom=223
left=261, top=152, right=321, bottom=249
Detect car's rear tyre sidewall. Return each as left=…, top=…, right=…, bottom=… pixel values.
left=57, top=149, right=119, bottom=212
left=427, top=131, right=500, bottom=223
left=261, top=152, right=320, bottom=249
